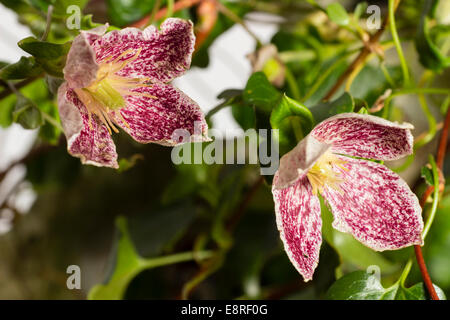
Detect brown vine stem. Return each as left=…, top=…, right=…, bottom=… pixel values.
left=322, top=0, right=400, bottom=101
left=415, top=106, right=450, bottom=300
left=413, top=245, right=438, bottom=300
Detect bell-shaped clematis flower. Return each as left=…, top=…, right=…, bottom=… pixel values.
left=272, top=113, right=423, bottom=281
left=57, top=18, right=209, bottom=168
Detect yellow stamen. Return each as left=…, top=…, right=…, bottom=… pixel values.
left=74, top=47, right=155, bottom=135
left=306, top=151, right=348, bottom=195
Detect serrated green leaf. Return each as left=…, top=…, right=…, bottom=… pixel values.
left=327, top=270, right=446, bottom=300
left=326, top=3, right=350, bottom=26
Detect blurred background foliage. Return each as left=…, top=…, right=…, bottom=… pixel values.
left=0, top=0, right=449, bottom=299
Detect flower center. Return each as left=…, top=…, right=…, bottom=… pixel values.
left=306, top=150, right=348, bottom=195
left=74, top=48, right=156, bottom=135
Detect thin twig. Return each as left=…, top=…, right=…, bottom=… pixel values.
left=213, top=0, right=262, bottom=46
left=41, top=5, right=54, bottom=41
left=322, top=2, right=398, bottom=101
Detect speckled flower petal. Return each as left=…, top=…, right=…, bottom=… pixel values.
left=272, top=174, right=322, bottom=281
left=311, top=113, right=414, bottom=161
left=92, top=18, right=194, bottom=83
left=274, top=135, right=330, bottom=189
left=110, top=83, right=209, bottom=145
left=63, top=25, right=108, bottom=89
left=321, top=156, right=423, bottom=251
left=57, top=83, right=118, bottom=168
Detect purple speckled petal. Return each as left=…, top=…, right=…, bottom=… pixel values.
left=63, top=25, right=108, bottom=89
left=274, top=134, right=331, bottom=189
left=321, top=156, right=423, bottom=251
left=110, top=83, right=209, bottom=145
left=272, top=174, right=322, bottom=281
left=57, top=82, right=118, bottom=168
left=92, top=18, right=194, bottom=83
left=311, top=113, right=414, bottom=161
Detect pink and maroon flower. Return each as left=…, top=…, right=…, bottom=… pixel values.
left=272, top=113, right=424, bottom=281
left=57, top=19, right=209, bottom=168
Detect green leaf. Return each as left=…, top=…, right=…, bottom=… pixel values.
left=415, top=0, right=450, bottom=71
left=0, top=79, right=48, bottom=128
left=354, top=98, right=369, bottom=112
left=0, top=56, right=42, bottom=80
left=328, top=92, right=354, bottom=114
left=270, top=94, right=314, bottom=151
left=80, top=14, right=103, bottom=30
left=327, top=271, right=446, bottom=300
left=421, top=165, right=435, bottom=186
left=212, top=89, right=257, bottom=131
left=12, top=95, right=44, bottom=129
left=0, top=0, right=29, bottom=11
left=310, top=92, right=355, bottom=123
left=270, top=94, right=314, bottom=134
left=18, top=37, right=70, bottom=60
left=243, top=72, right=282, bottom=113
left=326, top=3, right=350, bottom=26
left=232, top=105, right=255, bottom=131
left=18, top=37, right=71, bottom=77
